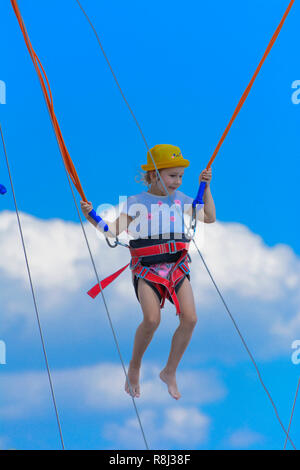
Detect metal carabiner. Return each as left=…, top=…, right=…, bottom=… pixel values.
left=190, top=205, right=197, bottom=234
left=184, top=205, right=197, bottom=240
left=105, top=235, right=119, bottom=248
left=105, top=235, right=129, bottom=249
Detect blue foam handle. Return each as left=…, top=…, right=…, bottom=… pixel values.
left=88, top=209, right=109, bottom=232
left=192, top=181, right=206, bottom=207
left=0, top=184, right=7, bottom=195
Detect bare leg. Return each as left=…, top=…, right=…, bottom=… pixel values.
left=160, top=278, right=197, bottom=399
left=125, top=278, right=161, bottom=398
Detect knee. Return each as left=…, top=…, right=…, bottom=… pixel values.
left=143, top=316, right=160, bottom=334
left=180, top=312, right=197, bottom=329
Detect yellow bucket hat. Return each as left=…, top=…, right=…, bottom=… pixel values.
left=141, top=144, right=190, bottom=171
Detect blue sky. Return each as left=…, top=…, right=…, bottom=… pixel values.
left=0, top=0, right=300, bottom=451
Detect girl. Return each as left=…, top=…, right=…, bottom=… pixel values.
left=81, top=144, right=215, bottom=400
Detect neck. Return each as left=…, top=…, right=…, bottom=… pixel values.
left=147, top=184, right=175, bottom=197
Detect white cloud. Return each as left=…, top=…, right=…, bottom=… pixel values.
left=271, top=310, right=300, bottom=339
left=135, top=363, right=226, bottom=406
left=0, top=362, right=226, bottom=420
left=191, top=221, right=300, bottom=303
left=160, top=406, right=210, bottom=444
left=0, top=211, right=94, bottom=290
left=0, top=371, right=50, bottom=419
left=225, top=427, right=265, bottom=449
left=2, top=211, right=299, bottom=304
left=103, top=406, right=210, bottom=449
left=1, top=210, right=300, bottom=360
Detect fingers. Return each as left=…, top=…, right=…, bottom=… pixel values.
left=80, top=200, right=92, bottom=208
left=80, top=200, right=93, bottom=216
left=200, top=168, right=212, bottom=182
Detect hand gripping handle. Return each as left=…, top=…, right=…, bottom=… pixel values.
left=88, top=209, right=109, bottom=232
left=192, top=181, right=206, bottom=207
left=0, top=184, right=7, bottom=195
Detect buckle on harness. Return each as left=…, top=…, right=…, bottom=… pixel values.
left=138, top=267, right=150, bottom=279
left=168, top=240, right=177, bottom=254
left=179, top=262, right=190, bottom=275
left=130, top=257, right=140, bottom=270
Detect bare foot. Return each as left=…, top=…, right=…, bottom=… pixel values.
left=125, top=363, right=140, bottom=398
left=159, top=369, right=181, bottom=400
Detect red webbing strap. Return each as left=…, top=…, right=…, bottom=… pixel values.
left=87, top=263, right=130, bottom=299
left=134, top=265, right=182, bottom=314
left=133, top=250, right=188, bottom=314
left=10, top=0, right=87, bottom=202
left=129, top=242, right=190, bottom=258
left=206, top=0, right=295, bottom=169
left=87, top=242, right=190, bottom=300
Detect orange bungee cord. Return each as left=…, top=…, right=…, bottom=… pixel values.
left=10, top=0, right=295, bottom=226
left=10, top=0, right=108, bottom=231
left=10, top=0, right=296, bottom=280
left=193, top=0, right=295, bottom=206
left=8, top=0, right=297, bottom=450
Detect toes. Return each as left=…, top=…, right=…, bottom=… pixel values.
left=125, top=381, right=140, bottom=398
left=125, top=381, right=132, bottom=395
left=125, top=366, right=140, bottom=397
left=159, top=371, right=180, bottom=399
left=170, top=389, right=181, bottom=400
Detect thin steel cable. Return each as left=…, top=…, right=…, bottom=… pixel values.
left=74, top=0, right=193, bottom=236
left=74, top=0, right=297, bottom=450
left=192, top=239, right=296, bottom=450
left=0, top=123, right=65, bottom=450
left=10, top=0, right=149, bottom=449
left=62, top=169, right=150, bottom=450
left=74, top=0, right=151, bottom=151
left=283, top=376, right=300, bottom=450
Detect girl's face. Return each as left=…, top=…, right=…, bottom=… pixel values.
left=150, top=167, right=184, bottom=195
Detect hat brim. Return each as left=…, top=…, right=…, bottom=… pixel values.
left=141, top=159, right=190, bottom=171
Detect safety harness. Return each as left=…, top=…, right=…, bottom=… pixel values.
left=87, top=240, right=190, bottom=315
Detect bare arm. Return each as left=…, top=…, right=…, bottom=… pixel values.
left=185, top=169, right=216, bottom=223
left=80, top=201, right=133, bottom=237
left=107, top=212, right=133, bottom=237
left=202, top=184, right=216, bottom=223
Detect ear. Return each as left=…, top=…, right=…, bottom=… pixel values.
left=149, top=170, right=157, bottom=183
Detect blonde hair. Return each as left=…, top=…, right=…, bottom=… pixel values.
left=135, top=170, right=160, bottom=187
